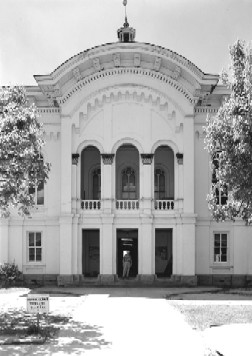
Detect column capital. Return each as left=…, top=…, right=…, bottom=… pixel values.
left=101, top=154, right=115, bottom=165
left=176, top=153, right=183, bottom=165
left=141, top=154, right=154, bottom=165
left=72, top=153, right=80, bottom=165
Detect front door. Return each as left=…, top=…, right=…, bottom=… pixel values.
left=82, top=229, right=100, bottom=277
left=155, top=229, right=172, bottom=277
left=117, top=229, right=138, bottom=278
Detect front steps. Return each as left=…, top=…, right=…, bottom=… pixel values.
left=22, top=274, right=197, bottom=287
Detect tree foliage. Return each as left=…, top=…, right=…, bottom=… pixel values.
left=0, top=86, right=50, bottom=217
left=205, top=40, right=252, bottom=223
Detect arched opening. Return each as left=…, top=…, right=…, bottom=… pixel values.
left=154, top=146, right=174, bottom=210
left=81, top=146, right=101, bottom=209
left=116, top=144, right=139, bottom=209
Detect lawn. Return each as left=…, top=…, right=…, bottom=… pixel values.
left=170, top=302, right=252, bottom=331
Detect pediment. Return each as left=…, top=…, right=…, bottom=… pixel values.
left=34, top=42, right=219, bottom=108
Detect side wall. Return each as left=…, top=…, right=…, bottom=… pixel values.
left=194, top=110, right=252, bottom=286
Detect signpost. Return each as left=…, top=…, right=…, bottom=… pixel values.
left=27, top=294, right=49, bottom=329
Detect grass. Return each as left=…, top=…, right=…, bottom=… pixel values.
left=170, top=303, right=252, bottom=331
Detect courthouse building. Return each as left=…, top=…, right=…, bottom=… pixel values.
left=1, top=16, right=252, bottom=287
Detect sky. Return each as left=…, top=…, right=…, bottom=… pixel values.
left=1, top=0, right=252, bottom=86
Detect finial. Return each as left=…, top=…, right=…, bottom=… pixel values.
left=123, top=0, right=128, bottom=27
left=117, top=0, right=136, bottom=42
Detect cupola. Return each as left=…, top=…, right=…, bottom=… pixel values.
left=117, top=0, right=136, bottom=43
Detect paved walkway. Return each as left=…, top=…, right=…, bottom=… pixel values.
left=0, top=287, right=252, bottom=355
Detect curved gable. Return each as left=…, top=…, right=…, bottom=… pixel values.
left=34, top=42, right=219, bottom=110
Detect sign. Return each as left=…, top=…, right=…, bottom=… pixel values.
left=27, top=294, right=49, bottom=314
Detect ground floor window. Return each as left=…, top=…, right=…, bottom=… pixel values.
left=28, top=232, right=42, bottom=262
left=214, top=233, right=228, bottom=262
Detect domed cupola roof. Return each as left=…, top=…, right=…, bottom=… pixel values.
left=117, top=0, right=136, bottom=42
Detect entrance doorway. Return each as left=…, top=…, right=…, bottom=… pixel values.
left=155, top=229, right=172, bottom=277
left=82, top=229, right=100, bottom=277
left=117, top=229, right=138, bottom=278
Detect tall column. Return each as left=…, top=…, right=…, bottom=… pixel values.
left=140, top=154, right=154, bottom=215
left=0, top=218, right=9, bottom=264
left=101, top=154, right=115, bottom=214
left=175, top=153, right=184, bottom=212
left=183, top=115, right=195, bottom=213
left=71, top=154, right=79, bottom=213
left=99, top=154, right=115, bottom=283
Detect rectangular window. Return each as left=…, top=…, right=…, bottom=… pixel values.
left=28, top=232, right=42, bottom=262
left=29, top=180, right=44, bottom=206
left=212, top=153, right=227, bottom=205
left=214, top=233, right=227, bottom=263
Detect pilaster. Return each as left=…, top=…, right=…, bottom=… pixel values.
left=183, top=114, right=195, bottom=213
left=100, top=216, right=114, bottom=275
left=61, top=116, right=72, bottom=214
left=59, top=214, right=73, bottom=275
left=72, top=214, right=79, bottom=275
left=176, top=153, right=184, bottom=211
left=101, top=154, right=115, bottom=214
left=0, top=218, right=9, bottom=264
left=71, top=154, right=79, bottom=213
left=179, top=214, right=197, bottom=275
left=139, top=216, right=154, bottom=275
left=140, top=154, right=154, bottom=215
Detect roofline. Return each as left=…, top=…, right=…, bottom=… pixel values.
left=34, top=41, right=218, bottom=82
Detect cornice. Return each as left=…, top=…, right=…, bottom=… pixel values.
left=45, top=42, right=207, bottom=82
left=33, top=42, right=219, bottom=109
left=37, top=107, right=60, bottom=114
left=59, top=67, right=195, bottom=105
left=194, top=107, right=219, bottom=114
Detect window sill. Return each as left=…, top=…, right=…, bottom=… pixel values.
left=29, top=206, right=47, bottom=215
left=23, top=263, right=45, bottom=266
left=210, top=264, right=233, bottom=270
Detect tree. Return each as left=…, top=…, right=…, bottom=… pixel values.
left=0, top=86, right=50, bottom=217
left=205, top=40, right=252, bottom=223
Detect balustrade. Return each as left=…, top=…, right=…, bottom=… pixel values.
left=81, top=200, right=101, bottom=210
left=154, top=200, right=175, bottom=211
left=116, top=200, right=139, bottom=210
left=80, top=199, right=177, bottom=211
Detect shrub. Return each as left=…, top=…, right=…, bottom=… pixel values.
left=0, top=262, right=22, bottom=285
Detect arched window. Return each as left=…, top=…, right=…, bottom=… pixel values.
left=122, top=167, right=136, bottom=199
left=155, top=169, right=165, bottom=199
left=93, top=168, right=101, bottom=200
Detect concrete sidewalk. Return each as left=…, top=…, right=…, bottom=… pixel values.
left=1, top=287, right=252, bottom=355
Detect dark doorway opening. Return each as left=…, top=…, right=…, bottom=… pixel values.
left=155, top=229, right=172, bottom=278
left=82, top=229, right=100, bottom=277
left=117, top=229, right=138, bottom=278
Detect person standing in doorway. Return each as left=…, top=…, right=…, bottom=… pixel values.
left=122, top=251, right=132, bottom=279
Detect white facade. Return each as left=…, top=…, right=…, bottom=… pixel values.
left=1, top=26, right=252, bottom=286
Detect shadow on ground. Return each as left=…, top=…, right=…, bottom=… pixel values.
left=0, top=309, right=111, bottom=355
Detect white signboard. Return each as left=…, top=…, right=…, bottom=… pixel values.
left=27, top=294, right=49, bottom=314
